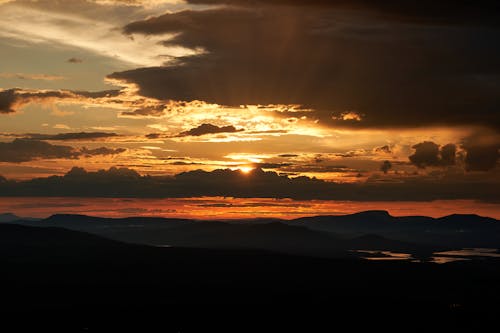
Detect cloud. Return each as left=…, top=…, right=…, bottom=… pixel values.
left=405, top=137, right=498, bottom=172
left=67, top=57, right=83, bottom=64
left=53, top=124, right=71, bottom=130
left=409, top=141, right=457, bottom=168
left=0, top=86, right=318, bottom=141
left=374, top=145, right=392, bottom=154
left=1, top=165, right=498, bottom=202
left=66, top=166, right=140, bottom=178
left=177, top=123, right=244, bottom=137
left=332, top=111, right=363, bottom=122
left=0, top=88, right=121, bottom=114
left=0, top=139, right=126, bottom=162
left=80, top=147, right=127, bottom=156
left=278, top=154, right=299, bottom=158
left=145, top=133, right=162, bottom=139
left=0, top=73, right=65, bottom=81
left=0, top=89, right=16, bottom=113
left=91, top=0, right=179, bottom=6
left=440, top=144, right=457, bottom=166
left=335, top=149, right=367, bottom=158
left=186, top=0, right=500, bottom=26
left=21, top=132, right=119, bottom=141
left=273, top=164, right=353, bottom=174
left=0, top=139, right=78, bottom=162
left=380, top=160, right=392, bottom=174
left=409, top=141, right=441, bottom=168
left=108, top=3, right=500, bottom=130
left=462, top=135, right=500, bottom=171
left=0, top=1, right=194, bottom=67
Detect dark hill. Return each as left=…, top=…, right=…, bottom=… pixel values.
left=0, top=213, right=21, bottom=222
left=0, top=223, right=499, bottom=330
left=10, top=211, right=500, bottom=255
left=14, top=215, right=420, bottom=257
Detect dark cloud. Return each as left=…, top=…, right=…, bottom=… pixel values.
left=440, top=144, right=457, bottom=166
left=409, top=142, right=440, bottom=168
left=196, top=201, right=311, bottom=208
left=1, top=166, right=498, bottom=202
left=66, top=166, right=140, bottom=179
left=67, top=57, right=83, bottom=63
left=72, top=90, right=121, bottom=99
left=374, top=145, right=392, bottom=154
left=380, top=160, right=392, bottom=174
left=335, top=150, right=366, bottom=158
left=0, top=139, right=78, bottom=162
left=145, top=123, right=244, bottom=139
left=0, top=89, right=74, bottom=114
left=80, top=147, right=127, bottom=156
left=408, top=138, right=498, bottom=172
left=121, top=104, right=167, bottom=117
left=314, top=156, right=324, bottom=163
left=0, top=89, right=17, bottom=114
left=187, top=0, right=500, bottom=26
left=0, top=139, right=126, bottom=163
left=177, top=123, right=244, bottom=137
left=256, top=162, right=293, bottom=169
left=462, top=135, right=500, bottom=171
left=145, top=133, right=162, bottom=139
left=167, top=161, right=204, bottom=166
left=276, top=164, right=353, bottom=174
left=110, top=4, right=500, bottom=129
left=409, top=141, right=457, bottom=168
left=22, top=132, right=119, bottom=141
left=0, top=88, right=120, bottom=114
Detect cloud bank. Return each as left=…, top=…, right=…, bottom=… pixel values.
left=0, top=166, right=498, bottom=202
left=0, top=139, right=125, bottom=162
left=106, top=1, right=500, bottom=130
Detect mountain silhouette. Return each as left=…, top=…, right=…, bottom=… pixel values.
left=7, top=211, right=499, bottom=257
left=0, top=213, right=21, bottom=222
left=12, top=213, right=428, bottom=257
left=0, top=222, right=499, bottom=330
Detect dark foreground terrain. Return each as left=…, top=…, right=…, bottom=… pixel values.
left=1, top=223, right=500, bottom=332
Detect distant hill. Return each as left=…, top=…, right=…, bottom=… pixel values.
left=9, top=211, right=500, bottom=256
left=289, top=211, right=500, bottom=248
left=0, top=213, right=21, bottom=223
left=12, top=215, right=373, bottom=257
left=290, top=210, right=498, bottom=232
left=0, top=223, right=125, bottom=248
left=0, top=212, right=423, bottom=255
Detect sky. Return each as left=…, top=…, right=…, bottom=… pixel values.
left=0, top=0, right=499, bottom=216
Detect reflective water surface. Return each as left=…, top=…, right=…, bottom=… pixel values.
left=353, top=248, right=500, bottom=264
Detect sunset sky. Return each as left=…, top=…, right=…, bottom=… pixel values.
left=0, top=0, right=499, bottom=217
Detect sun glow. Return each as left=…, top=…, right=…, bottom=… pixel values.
left=239, top=166, right=254, bottom=174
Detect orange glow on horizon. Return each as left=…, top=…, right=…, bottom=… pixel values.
left=0, top=197, right=498, bottom=220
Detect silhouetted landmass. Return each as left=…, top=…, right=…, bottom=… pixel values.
left=291, top=211, right=500, bottom=248
left=9, top=211, right=499, bottom=258
left=0, top=222, right=499, bottom=331
left=7, top=213, right=424, bottom=257
left=0, top=212, right=20, bottom=222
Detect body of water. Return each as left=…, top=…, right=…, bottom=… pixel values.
left=353, top=248, right=500, bottom=264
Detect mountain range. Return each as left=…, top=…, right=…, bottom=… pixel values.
left=4, top=210, right=499, bottom=259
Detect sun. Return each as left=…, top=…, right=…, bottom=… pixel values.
left=239, top=166, right=254, bottom=174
